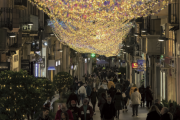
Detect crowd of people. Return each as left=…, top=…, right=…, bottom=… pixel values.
left=36, top=65, right=180, bottom=120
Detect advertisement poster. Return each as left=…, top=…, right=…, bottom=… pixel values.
left=137, top=60, right=145, bottom=71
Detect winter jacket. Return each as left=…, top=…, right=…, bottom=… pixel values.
left=124, top=80, right=130, bottom=89
left=108, top=81, right=115, bottom=89
left=90, top=91, right=98, bottom=104
left=101, top=102, right=116, bottom=119
left=78, top=86, right=87, bottom=96
left=68, top=104, right=79, bottom=120
left=108, top=87, right=117, bottom=99
left=131, top=91, right=141, bottom=105
left=139, top=87, right=145, bottom=100
left=78, top=105, right=93, bottom=120
left=66, top=92, right=79, bottom=105
left=35, top=112, right=52, bottom=120
left=55, top=109, right=74, bottom=120
left=113, top=92, right=123, bottom=110
left=146, top=88, right=153, bottom=101
left=98, top=96, right=107, bottom=111
left=125, top=87, right=131, bottom=99
left=129, top=87, right=139, bottom=98
left=113, top=78, right=118, bottom=83
left=115, top=82, right=123, bottom=91
left=97, top=88, right=106, bottom=99
left=73, top=82, right=79, bottom=91
left=160, top=112, right=172, bottom=120
left=86, top=85, right=92, bottom=97
left=146, top=111, right=161, bottom=120
left=154, top=103, right=163, bottom=111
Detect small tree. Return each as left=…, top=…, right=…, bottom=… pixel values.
left=38, top=77, right=55, bottom=100
left=0, top=70, right=46, bottom=120
left=53, top=72, right=73, bottom=99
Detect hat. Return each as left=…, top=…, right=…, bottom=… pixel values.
left=71, top=100, right=76, bottom=104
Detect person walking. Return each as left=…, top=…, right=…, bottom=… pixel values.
left=78, top=98, right=94, bottom=120
left=36, top=105, right=52, bottom=120
left=55, top=103, right=74, bottom=120
left=108, top=79, right=115, bottom=90
left=101, top=95, right=116, bottom=120
left=122, top=90, right=128, bottom=113
left=78, top=84, right=87, bottom=104
left=139, top=85, right=145, bottom=107
left=66, top=91, right=79, bottom=106
left=68, top=100, right=79, bottom=120
left=146, top=86, right=153, bottom=109
left=86, top=82, right=92, bottom=100
left=60, top=112, right=69, bottom=120
left=98, top=93, right=107, bottom=116
left=146, top=105, right=161, bottom=120
left=131, top=88, right=141, bottom=117
left=98, top=86, right=106, bottom=100
left=90, top=87, right=98, bottom=115
left=129, top=84, right=139, bottom=99
left=113, top=89, right=123, bottom=119
left=108, top=85, right=117, bottom=100
left=160, top=107, right=173, bottom=120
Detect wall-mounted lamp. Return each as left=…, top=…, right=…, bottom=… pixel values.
left=39, top=28, right=44, bottom=32
left=8, top=33, right=16, bottom=38
left=75, top=52, right=77, bottom=54
left=158, top=37, right=168, bottom=42
left=58, top=49, right=63, bottom=52
left=134, top=33, right=140, bottom=36
left=123, top=51, right=126, bottom=53
left=141, top=29, right=147, bottom=33
left=26, top=22, right=34, bottom=26
left=127, top=45, right=130, bottom=47
left=43, top=42, right=48, bottom=46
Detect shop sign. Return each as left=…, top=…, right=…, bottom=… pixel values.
left=137, top=60, right=145, bottom=71
left=0, top=62, right=10, bottom=71
left=132, top=63, right=138, bottom=69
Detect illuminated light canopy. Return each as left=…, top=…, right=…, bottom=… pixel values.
left=28, top=0, right=171, bottom=56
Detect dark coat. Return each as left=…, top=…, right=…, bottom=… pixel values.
left=98, top=96, right=107, bottom=110
left=35, top=113, right=52, bottom=120
left=68, top=104, right=79, bottom=120
left=146, top=111, right=161, bottom=120
left=101, top=102, right=116, bottom=119
left=124, top=80, right=130, bottom=89
left=66, top=92, right=79, bottom=105
left=108, top=87, right=117, bottom=99
left=73, top=82, right=79, bottom=91
left=78, top=105, right=93, bottom=120
left=113, top=78, right=118, bottom=83
left=146, top=89, right=153, bottom=101
left=160, top=113, right=171, bottom=120
left=86, top=85, right=92, bottom=97
left=115, top=82, right=122, bottom=91
left=98, top=88, right=106, bottom=99
left=90, top=91, right=98, bottom=104
left=113, top=92, right=123, bottom=110
left=125, top=87, right=131, bottom=99
left=139, top=87, right=145, bottom=100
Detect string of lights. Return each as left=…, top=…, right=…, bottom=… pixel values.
left=28, top=0, right=171, bottom=56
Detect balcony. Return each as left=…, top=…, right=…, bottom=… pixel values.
left=168, top=2, right=179, bottom=27
left=0, top=8, right=19, bottom=32
left=14, top=0, right=27, bottom=10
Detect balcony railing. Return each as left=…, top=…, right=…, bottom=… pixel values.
left=0, top=7, right=19, bottom=30
left=168, top=1, right=179, bottom=25
left=146, top=16, right=161, bottom=35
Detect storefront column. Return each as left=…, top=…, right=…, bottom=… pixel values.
left=62, top=45, right=67, bottom=72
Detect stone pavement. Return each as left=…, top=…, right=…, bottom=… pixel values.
left=77, top=100, right=149, bottom=120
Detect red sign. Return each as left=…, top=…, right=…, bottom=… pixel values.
left=132, top=63, right=138, bottom=69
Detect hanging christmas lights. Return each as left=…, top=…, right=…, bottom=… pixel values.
left=28, top=0, right=171, bottom=56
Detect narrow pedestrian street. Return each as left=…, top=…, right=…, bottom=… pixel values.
left=77, top=101, right=149, bottom=120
